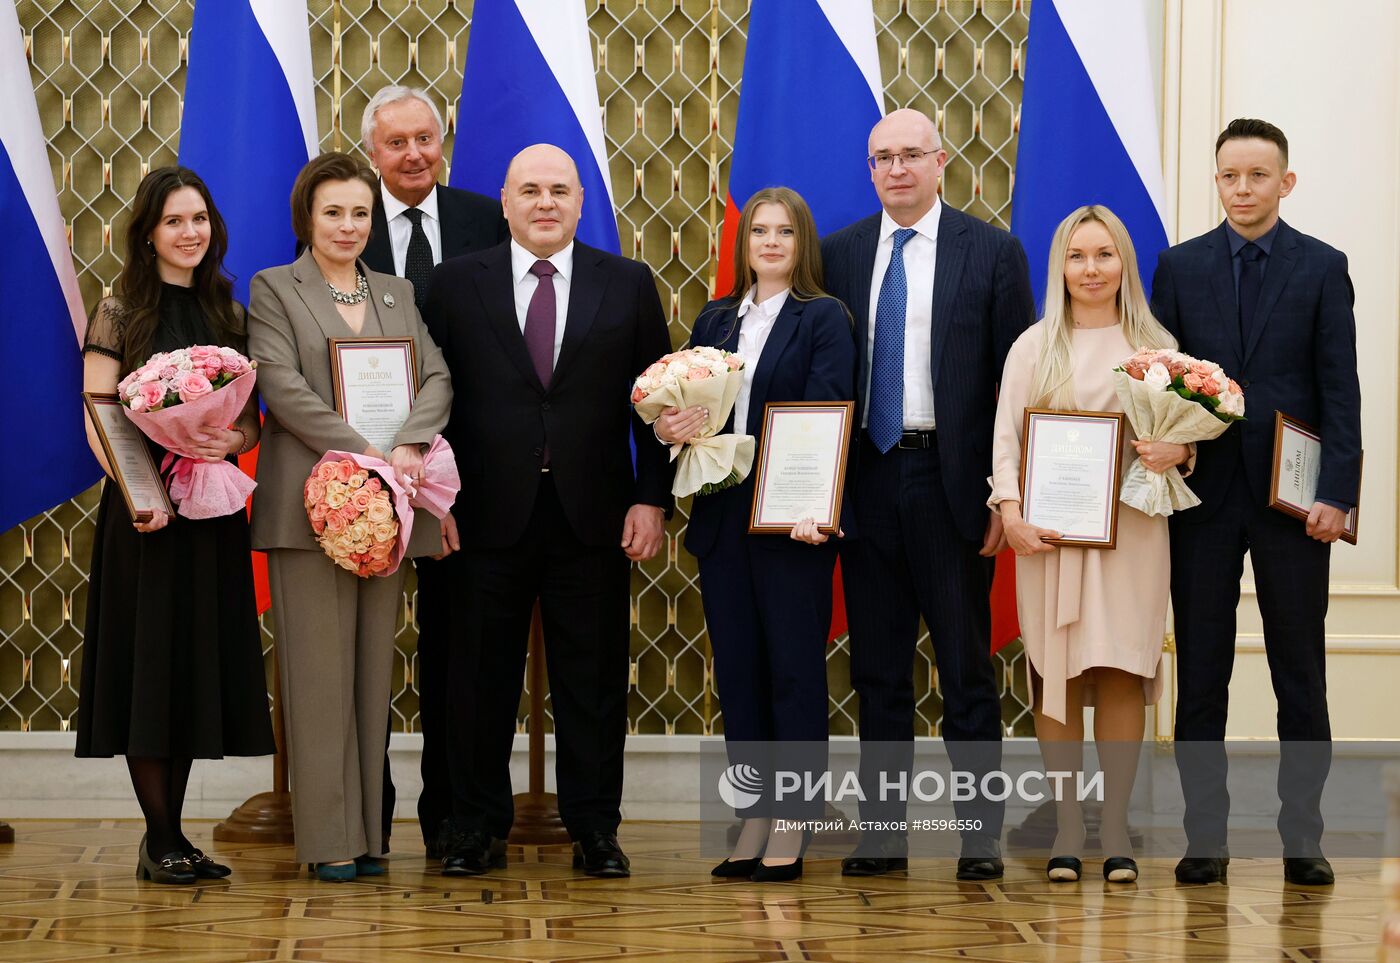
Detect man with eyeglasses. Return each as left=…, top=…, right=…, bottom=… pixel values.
left=821, top=108, right=1035, bottom=880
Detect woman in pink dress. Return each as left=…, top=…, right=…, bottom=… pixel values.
left=989, top=206, right=1190, bottom=883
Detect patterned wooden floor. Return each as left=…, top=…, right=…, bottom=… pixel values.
left=0, top=819, right=1382, bottom=961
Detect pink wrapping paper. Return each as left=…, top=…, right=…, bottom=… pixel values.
left=408, top=435, right=461, bottom=519
left=122, top=370, right=257, bottom=520
left=310, top=450, right=415, bottom=577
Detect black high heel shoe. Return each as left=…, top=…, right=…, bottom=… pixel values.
left=1103, top=856, right=1138, bottom=882
left=185, top=848, right=232, bottom=879
left=711, top=855, right=763, bottom=878
left=136, top=835, right=195, bottom=885
left=750, top=830, right=811, bottom=883
left=1046, top=855, right=1082, bottom=882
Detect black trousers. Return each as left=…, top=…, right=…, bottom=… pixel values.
left=447, top=474, right=632, bottom=840
left=697, top=488, right=835, bottom=820
left=1170, top=465, right=1331, bottom=856
left=840, top=435, right=1004, bottom=845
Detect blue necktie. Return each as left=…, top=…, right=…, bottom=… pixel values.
left=867, top=228, right=917, bottom=453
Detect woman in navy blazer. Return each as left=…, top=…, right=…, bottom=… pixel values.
left=657, top=188, right=855, bottom=882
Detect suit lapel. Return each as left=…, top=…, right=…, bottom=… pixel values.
left=929, top=206, right=968, bottom=393
left=360, top=265, right=393, bottom=335
left=1207, top=224, right=1243, bottom=366
left=850, top=217, right=880, bottom=404
left=290, top=250, right=353, bottom=342
left=553, top=243, right=606, bottom=384
left=364, top=191, right=395, bottom=275
left=746, top=297, right=802, bottom=430
left=435, top=184, right=467, bottom=259
left=1242, top=221, right=1298, bottom=367
left=478, top=244, right=545, bottom=393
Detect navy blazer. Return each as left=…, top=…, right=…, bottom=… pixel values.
left=682, top=294, right=856, bottom=560
left=1150, top=220, right=1361, bottom=519
left=820, top=206, right=1035, bottom=542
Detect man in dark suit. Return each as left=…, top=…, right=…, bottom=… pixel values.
left=821, top=108, right=1035, bottom=880
left=423, top=144, right=674, bottom=878
left=1151, top=118, right=1361, bottom=887
left=358, top=85, right=508, bottom=859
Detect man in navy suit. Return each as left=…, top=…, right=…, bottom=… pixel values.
left=1151, top=118, right=1361, bottom=887
left=821, top=108, right=1035, bottom=880
left=358, top=86, right=509, bottom=860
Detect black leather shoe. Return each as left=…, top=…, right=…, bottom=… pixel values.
left=1175, top=856, right=1229, bottom=884
left=841, top=837, right=909, bottom=877
left=711, top=856, right=762, bottom=878
left=956, top=856, right=1004, bottom=881
left=572, top=831, right=630, bottom=878
left=136, top=835, right=195, bottom=885
left=1103, top=857, right=1139, bottom=882
left=1046, top=856, right=1081, bottom=882
left=441, top=827, right=506, bottom=877
left=185, top=848, right=232, bottom=879
left=1284, top=856, right=1334, bottom=886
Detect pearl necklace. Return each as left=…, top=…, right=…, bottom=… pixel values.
left=326, top=270, right=369, bottom=305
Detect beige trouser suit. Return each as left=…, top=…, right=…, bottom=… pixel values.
left=247, top=251, right=451, bottom=863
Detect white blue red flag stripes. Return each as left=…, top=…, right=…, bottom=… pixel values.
left=715, top=0, right=883, bottom=294
left=1011, top=0, right=1169, bottom=308
left=0, top=2, right=100, bottom=532
left=451, top=0, right=619, bottom=253
left=178, top=0, right=318, bottom=304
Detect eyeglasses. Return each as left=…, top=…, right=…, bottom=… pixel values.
left=867, top=148, right=940, bottom=171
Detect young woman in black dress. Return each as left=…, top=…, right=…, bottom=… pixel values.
left=77, top=167, right=274, bottom=884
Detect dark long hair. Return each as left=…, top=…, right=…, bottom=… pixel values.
left=113, top=166, right=242, bottom=370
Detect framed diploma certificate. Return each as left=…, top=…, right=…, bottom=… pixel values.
left=1269, top=411, right=1360, bottom=545
left=748, top=401, right=854, bottom=534
left=329, top=337, right=419, bottom=454
left=1019, top=408, right=1127, bottom=549
left=82, top=392, right=174, bottom=522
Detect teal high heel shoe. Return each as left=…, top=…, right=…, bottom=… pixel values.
left=353, top=855, right=387, bottom=876
left=307, top=861, right=357, bottom=882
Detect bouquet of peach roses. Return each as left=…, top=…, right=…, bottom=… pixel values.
left=1113, top=349, right=1246, bottom=516
left=631, top=346, right=750, bottom=497
left=303, top=453, right=411, bottom=577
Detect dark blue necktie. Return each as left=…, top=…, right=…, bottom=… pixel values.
left=1238, top=241, right=1264, bottom=347
left=867, top=228, right=917, bottom=453
left=403, top=207, right=433, bottom=310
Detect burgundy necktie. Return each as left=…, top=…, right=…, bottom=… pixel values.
left=524, top=259, right=558, bottom=388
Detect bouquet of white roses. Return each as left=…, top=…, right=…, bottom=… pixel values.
left=631, top=346, right=752, bottom=498
left=1113, top=349, right=1245, bottom=516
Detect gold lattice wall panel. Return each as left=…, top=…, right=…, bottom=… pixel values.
left=3, top=0, right=1034, bottom=739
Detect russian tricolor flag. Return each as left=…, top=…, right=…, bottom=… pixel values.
left=1011, top=0, right=1169, bottom=307
left=451, top=0, right=619, bottom=254
left=178, top=0, right=318, bottom=305
left=716, top=0, right=883, bottom=294
left=1, top=2, right=100, bottom=533
left=179, top=0, right=318, bottom=613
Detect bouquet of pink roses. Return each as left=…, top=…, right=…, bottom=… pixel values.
left=1113, top=348, right=1246, bottom=516
left=304, top=453, right=411, bottom=577
left=117, top=345, right=258, bottom=519
left=631, top=346, right=751, bottom=497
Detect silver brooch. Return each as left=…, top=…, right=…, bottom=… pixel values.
left=383, top=292, right=395, bottom=308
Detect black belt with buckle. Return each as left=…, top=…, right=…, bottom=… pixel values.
left=896, top=430, right=935, bottom=450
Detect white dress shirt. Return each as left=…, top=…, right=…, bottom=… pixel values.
left=864, top=199, right=940, bottom=429
left=510, top=239, right=573, bottom=369
left=732, top=286, right=788, bottom=435
left=381, top=183, right=444, bottom=275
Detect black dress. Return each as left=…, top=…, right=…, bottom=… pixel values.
left=75, top=285, right=275, bottom=759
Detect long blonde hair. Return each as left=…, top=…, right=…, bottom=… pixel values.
left=1028, top=205, right=1176, bottom=410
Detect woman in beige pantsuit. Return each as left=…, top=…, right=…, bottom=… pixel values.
left=988, top=206, right=1191, bottom=885
left=247, top=153, right=453, bottom=880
